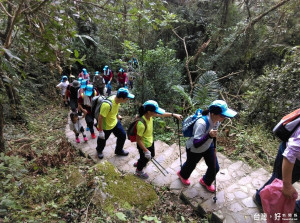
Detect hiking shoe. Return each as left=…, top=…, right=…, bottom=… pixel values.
left=135, top=169, right=149, bottom=179
left=133, top=162, right=138, bottom=167
left=83, top=136, right=88, bottom=142
left=115, top=150, right=129, bottom=156
left=97, top=152, right=104, bottom=159
left=252, top=193, right=263, bottom=213
left=200, top=178, right=215, bottom=193
left=76, top=138, right=80, bottom=143
left=91, top=133, right=96, bottom=139
left=177, top=171, right=190, bottom=186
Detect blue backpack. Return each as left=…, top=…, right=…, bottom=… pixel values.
left=182, top=109, right=210, bottom=137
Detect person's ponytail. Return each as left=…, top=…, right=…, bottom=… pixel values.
left=138, top=105, right=146, bottom=117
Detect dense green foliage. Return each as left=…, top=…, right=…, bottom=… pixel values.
left=1, top=0, right=300, bottom=221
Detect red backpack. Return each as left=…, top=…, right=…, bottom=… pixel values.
left=273, top=108, right=300, bottom=141
left=127, top=118, right=147, bottom=142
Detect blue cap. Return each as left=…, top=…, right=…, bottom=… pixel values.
left=95, top=71, right=99, bottom=76
left=80, top=79, right=87, bottom=89
left=209, top=100, right=237, bottom=118
left=85, top=84, right=94, bottom=96
left=82, top=68, right=87, bottom=74
left=61, top=75, right=68, bottom=82
left=78, top=77, right=83, bottom=84
left=143, top=100, right=165, bottom=115
left=117, top=87, right=134, bottom=99
left=119, top=68, right=124, bottom=72
left=103, top=65, right=108, bottom=71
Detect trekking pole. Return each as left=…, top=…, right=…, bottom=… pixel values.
left=175, top=118, right=182, bottom=167
left=151, top=158, right=168, bottom=176
left=213, top=136, right=217, bottom=203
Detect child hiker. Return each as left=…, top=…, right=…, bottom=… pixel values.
left=69, top=112, right=88, bottom=143
left=177, top=100, right=237, bottom=192
left=133, top=100, right=182, bottom=179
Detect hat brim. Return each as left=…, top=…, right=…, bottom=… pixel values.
left=72, top=83, right=80, bottom=88
left=80, top=85, right=87, bottom=89
left=127, top=93, right=135, bottom=99
left=155, top=107, right=165, bottom=115
left=222, top=109, right=237, bottom=118
left=85, top=90, right=93, bottom=96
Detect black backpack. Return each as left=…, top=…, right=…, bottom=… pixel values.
left=91, top=95, right=112, bottom=120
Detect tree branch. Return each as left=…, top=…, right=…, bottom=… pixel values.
left=0, top=2, right=13, bottom=17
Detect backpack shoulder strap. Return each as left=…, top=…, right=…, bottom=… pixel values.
left=201, top=115, right=210, bottom=132
left=138, top=117, right=147, bottom=133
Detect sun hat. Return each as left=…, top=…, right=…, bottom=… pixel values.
left=71, top=80, right=80, bottom=88
left=80, top=79, right=88, bottom=89
left=208, top=100, right=237, bottom=118
left=85, top=84, right=94, bottom=97
left=103, top=65, right=108, bottom=71
left=143, top=100, right=165, bottom=115
left=117, top=87, right=134, bottom=99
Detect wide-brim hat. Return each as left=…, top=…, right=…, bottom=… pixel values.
left=71, top=80, right=80, bottom=88
left=143, top=100, right=165, bottom=115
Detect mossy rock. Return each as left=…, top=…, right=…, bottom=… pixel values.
left=91, top=161, right=158, bottom=212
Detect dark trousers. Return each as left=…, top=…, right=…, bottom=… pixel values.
left=255, top=142, right=300, bottom=213
left=136, top=143, right=155, bottom=171
left=75, top=126, right=86, bottom=138
left=70, top=98, right=78, bottom=112
left=85, top=114, right=94, bottom=134
left=179, top=145, right=220, bottom=186
left=96, top=120, right=126, bottom=153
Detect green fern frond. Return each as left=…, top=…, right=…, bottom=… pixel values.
left=171, top=85, right=194, bottom=110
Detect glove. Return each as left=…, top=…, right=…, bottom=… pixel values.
left=144, top=150, right=151, bottom=160
left=99, top=131, right=105, bottom=139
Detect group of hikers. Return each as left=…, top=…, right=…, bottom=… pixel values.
left=57, top=67, right=300, bottom=219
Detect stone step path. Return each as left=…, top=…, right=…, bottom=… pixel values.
left=65, top=117, right=300, bottom=223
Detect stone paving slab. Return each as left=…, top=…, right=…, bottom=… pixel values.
left=66, top=115, right=300, bottom=223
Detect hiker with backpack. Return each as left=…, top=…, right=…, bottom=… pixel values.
left=78, top=84, right=98, bottom=139
left=103, top=65, right=113, bottom=96
left=131, top=100, right=182, bottom=179
left=117, top=68, right=127, bottom=90
left=177, top=100, right=237, bottom=192
left=65, top=80, right=81, bottom=112
left=93, top=71, right=105, bottom=95
left=95, top=87, right=135, bottom=159
left=253, top=109, right=300, bottom=219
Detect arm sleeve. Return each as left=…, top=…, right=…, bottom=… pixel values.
left=283, top=128, right=300, bottom=163
left=137, top=121, right=145, bottom=137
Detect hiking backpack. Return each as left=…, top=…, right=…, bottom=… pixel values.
left=91, top=95, right=112, bottom=120
left=127, top=118, right=147, bottom=142
left=182, top=108, right=210, bottom=137
left=273, top=108, right=300, bottom=141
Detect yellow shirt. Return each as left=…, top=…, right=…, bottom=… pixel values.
left=100, top=96, right=119, bottom=130
left=137, top=116, right=153, bottom=148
